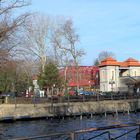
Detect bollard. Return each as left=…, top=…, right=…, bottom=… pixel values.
left=91, top=113, right=93, bottom=119
left=62, top=116, right=64, bottom=120
left=80, top=115, right=83, bottom=120
left=70, top=132, right=75, bottom=140
left=127, top=109, right=130, bottom=115
left=5, top=96, right=8, bottom=104
left=104, top=112, right=107, bottom=117
left=115, top=109, right=118, bottom=116
left=123, top=110, right=125, bottom=115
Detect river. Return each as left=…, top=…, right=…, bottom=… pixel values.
left=0, top=113, right=140, bottom=140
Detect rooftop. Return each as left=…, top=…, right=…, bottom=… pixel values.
left=99, top=57, right=140, bottom=67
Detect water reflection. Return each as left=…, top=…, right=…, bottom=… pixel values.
left=0, top=113, right=140, bottom=140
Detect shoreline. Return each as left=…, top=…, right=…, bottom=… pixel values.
left=0, top=99, right=139, bottom=123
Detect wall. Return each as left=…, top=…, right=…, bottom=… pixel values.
left=100, top=66, right=119, bottom=92
left=121, top=69, right=129, bottom=76
left=0, top=99, right=140, bottom=119
left=129, top=67, right=140, bottom=77
left=100, top=66, right=140, bottom=92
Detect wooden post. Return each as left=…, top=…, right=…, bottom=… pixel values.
left=70, top=132, right=75, bottom=140
left=104, top=111, right=107, bottom=117
left=91, top=113, right=93, bottom=118
left=80, top=114, right=83, bottom=120
left=116, top=109, right=118, bottom=116
left=5, top=96, right=8, bottom=104
left=127, top=109, right=130, bottom=115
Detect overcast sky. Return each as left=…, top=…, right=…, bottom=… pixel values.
left=29, top=0, right=140, bottom=65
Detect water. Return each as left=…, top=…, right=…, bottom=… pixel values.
left=0, top=113, right=140, bottom=140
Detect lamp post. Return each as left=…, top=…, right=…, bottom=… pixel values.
left=109, top=80, right=115, bottom=100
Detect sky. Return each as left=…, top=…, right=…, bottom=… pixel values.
left=28, top=0, right=140, bottom=65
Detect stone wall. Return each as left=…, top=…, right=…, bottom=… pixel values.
left=0, top=99, right=140, bottom=119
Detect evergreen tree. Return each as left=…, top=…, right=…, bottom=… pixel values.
left=38, top=62, right=63, bottom=89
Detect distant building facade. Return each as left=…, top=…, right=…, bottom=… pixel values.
left=99, top=57, right=140, bottom=92
left=59, top=66, right=99, bottom=91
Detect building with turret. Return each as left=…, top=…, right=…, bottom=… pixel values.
left=99, top=57, right=140, bottom=92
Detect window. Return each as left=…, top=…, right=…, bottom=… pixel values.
left=102, top=70, right=105, bottom=79
left=135, top=71, right=137, bottom=76
left=112, top=71, right=114, bottom=80
left=103, top=84, right=105, bottom=91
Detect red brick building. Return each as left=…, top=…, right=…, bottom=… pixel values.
left=59, top=66, right=99, bottom=90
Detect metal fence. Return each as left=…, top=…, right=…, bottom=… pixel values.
left=3, top=93, right=140, bottom=104
left=9, top=123, right=140, bottom=140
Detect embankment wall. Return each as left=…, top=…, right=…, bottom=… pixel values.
left=0, top=99, right=139, bottom=119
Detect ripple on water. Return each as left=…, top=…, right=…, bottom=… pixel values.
left=0, top=113, right=140, bottom=140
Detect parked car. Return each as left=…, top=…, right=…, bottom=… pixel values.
left=0, top=92, right=15, bottom=98
left=79, top=91, right=96, bottom=95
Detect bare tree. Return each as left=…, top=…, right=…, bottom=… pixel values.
left=22, top=14, right=52, bottom=72
left=93, top=51, right=116, bottom=66
left=98, top=51, right=115, bottom=61
left=0, top=0, right=35, bottom=93
left=0, top=0, right=31, bottom=74
left=0, top=0, right=31, bottom=44
left=52, top=19, right=85, bottom=91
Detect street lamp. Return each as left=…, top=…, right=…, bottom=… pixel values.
left=109, top=80, right=115, bottom=100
